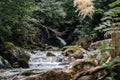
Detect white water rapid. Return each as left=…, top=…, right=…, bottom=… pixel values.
left=0, top=51, right=69, bottom=80
left=29, top=51, right=68, bottom=69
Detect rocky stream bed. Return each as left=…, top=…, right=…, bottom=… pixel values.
left=0, top=48, right=90, bottom=80
left=0, top=39, right=119, bottom=80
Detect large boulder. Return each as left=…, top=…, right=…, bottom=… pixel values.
left=0, top=56, right=12, bottom=69
left=4, top=49, right=30, bottom=68
left=1, top=42, right=30, bottom=68
left=62, top=46, right=87, bottom=57
left=70, top=50, right=84, bottom=59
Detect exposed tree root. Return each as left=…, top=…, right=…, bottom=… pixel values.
left=72, top=66, right=106, bottom=80
left=73, top=62, right=120, bottom=80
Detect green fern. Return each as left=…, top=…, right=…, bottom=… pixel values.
left=95, top=0, right=120, bottom=35
left=109, top=0, right=120, bottom=7
left=94, top=15, right=112, bottom=32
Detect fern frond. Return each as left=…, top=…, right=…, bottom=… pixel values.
left=109, top=0, right=120, bottom=7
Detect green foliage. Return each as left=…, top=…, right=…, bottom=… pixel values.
left=93, top=0, right=120, bottom=39
left=97, top=43, right=110, bottom=51
left=106, top=7, right=120, bottom=17
left=72, top=0, right=114, bottom=41
left=73, top=17, right=97, bottom=38
left=94, top=16, right=112, bottom=33
left=0, top=0, right=119, bottom=47
left=104, top=0, right=120, bottom=36
left=33, top=0, right=66, bottom=27
left=4, top=42, right=16, bottom=49
left=109, top=0, right=120, bottom=8
left=107, top=0, right=120, bottom=22
left=0, top=0, right=35, bottom=45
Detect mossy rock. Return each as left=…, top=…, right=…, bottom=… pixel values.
left=71, top=58, right=97, bottom=74
left=62, top=45, right=82, bottom=51
left=62, top=45, right=87, bottom=56
left=17, top=59, right=29, bottom=68
left=82, top=58, right=96, bottom=64
left=21, top=71, right=36, bottom=76
left=4, top=42, right=16, bottom=49
left=46, top=52, right=56, bottom=56
left=70, top=50, right=84, bottom=59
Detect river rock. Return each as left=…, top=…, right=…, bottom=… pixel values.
left=70, top=50, right=84, bottom=59
left=47, top=46, right=59, bottom=51
left=0, top=56, right=11, bottom=69
left=46, top=52, right=56, bottom=56
left=63, top=46, right=87, bottom=57
left=12, top=59, right=29, bottom=68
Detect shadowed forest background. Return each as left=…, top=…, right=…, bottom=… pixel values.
left=0, top=0, right=116, bottom=49
left=0, top=0, right=120, bottom=80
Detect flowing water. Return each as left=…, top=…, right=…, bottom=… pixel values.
left=29, top=51, right=68, bottom=69
left=0, top=51, right=69, bottom=80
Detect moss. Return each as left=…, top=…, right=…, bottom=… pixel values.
left=71, top=58, right=96, bottom=75
left=4, top=42, right=16, bottom=49
left=82, top=58, right=95, bottom=65
left=62, top=45, right=86, bottom=56
left=63, top=46, right=81, bottom=56
left=62, top=45, right=82, bottom=51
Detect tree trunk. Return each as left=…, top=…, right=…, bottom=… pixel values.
left=110, top=26, right=120, bottom=57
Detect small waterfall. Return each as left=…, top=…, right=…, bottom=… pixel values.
left=56, top=37, right=67, bottom=46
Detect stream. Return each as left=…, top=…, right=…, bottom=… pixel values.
left=0, top=51, right=70, bottom=80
